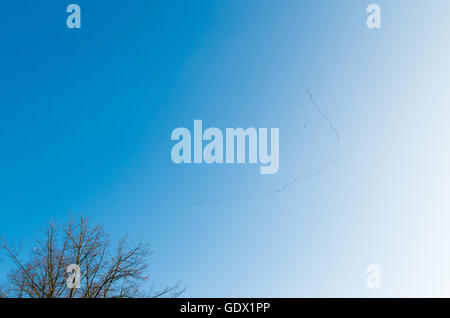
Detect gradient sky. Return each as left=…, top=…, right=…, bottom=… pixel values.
left=1, top=1, right=450, bottom=297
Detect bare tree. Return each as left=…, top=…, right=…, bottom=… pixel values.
left=0, top=217, right=184, bottom=298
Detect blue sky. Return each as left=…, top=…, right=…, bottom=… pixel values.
left=1, top=1, right=450, bottom=297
